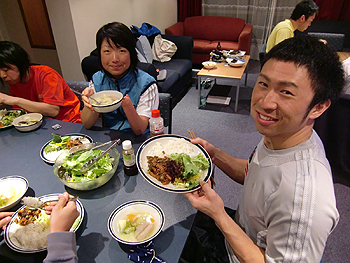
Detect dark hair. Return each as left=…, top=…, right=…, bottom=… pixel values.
left=262, top=35, right=344, bottom=113
left=291, top=0, right=318, bottom=20
left=0, top=41, right=31, bottom=82
left=96, top=22, right=138, bottom=75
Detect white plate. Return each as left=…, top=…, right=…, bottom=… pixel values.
left=0, top=109, right=26, bottom=129
left=226, top=50, right=246, bottom=58
left=136, top=134, right=213, bottom=193
left=0, top=176, right=28, bottom=212
left=40, top=133, right=93, bottom=164
left=226, top=58, right=246, bottom=67
left=107, top=200, right=164, bottom=245
left=4, top=193, right=84, bottom=253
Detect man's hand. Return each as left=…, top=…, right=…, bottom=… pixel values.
left=183, top=180, right=226, bottom=220
left=190, top=137, right=216, bottom=161
left=0, top=212, right=14, bottom=230
left=46, top=192, right=79, bottom=233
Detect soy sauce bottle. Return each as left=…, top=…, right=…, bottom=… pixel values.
left=122, top=140, right=138, bottom=176
left=217, top=41, right=222, bottom=51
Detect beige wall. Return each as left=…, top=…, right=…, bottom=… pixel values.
left=0, top=0, right=62, bottom=75
left=46, top=0, right=177, bottom=81
left=0, top=0, right=177, bottom=82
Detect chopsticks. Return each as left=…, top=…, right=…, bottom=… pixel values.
left=187, top=129, right=196, bottom=139
left=187, top=129, right=216, bottom=187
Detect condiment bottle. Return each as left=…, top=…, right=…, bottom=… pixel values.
left=122, top=140, right=138, bottom=176
left=217, top=41, right=221, bottom=50
left=149, top=109, right=164, bottom=137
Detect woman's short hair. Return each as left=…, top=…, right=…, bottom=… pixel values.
left=0, top=41, right=31, bottom=82
left=262, top=35, right=345, bottom=113
left=96, top=22, right=138, bottom=74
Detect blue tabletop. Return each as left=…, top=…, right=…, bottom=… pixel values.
left=0, top=118, right=196, bottom=263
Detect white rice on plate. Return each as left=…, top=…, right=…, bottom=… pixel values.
left=10, top=211, right=50, bottom=250
left=148, top=138, right=198, bottom=157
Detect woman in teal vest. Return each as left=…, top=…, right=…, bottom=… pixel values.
left=81, top=22, right=158, bottom=135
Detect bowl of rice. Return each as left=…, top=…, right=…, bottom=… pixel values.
left=90, top=90, right=123, bottom=113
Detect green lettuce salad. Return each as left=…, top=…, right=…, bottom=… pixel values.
left=44, top=135, right=73, bottom=154
left=57, top=149, right=114, bottom=182
left=171, top=153, right=210, bottom=188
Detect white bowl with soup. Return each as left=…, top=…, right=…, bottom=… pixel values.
left=108, top=200, right=164, bottom=245
left=0, top=176, right=28, bottom=211
left=12, top=113, right=43, bottom=132
left=90, top=90, right=123, bottom=113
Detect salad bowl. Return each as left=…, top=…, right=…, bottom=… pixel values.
left=53, top=142, right=120, bottom=190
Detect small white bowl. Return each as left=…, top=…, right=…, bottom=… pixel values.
left=90, top=90, right=123, bottom=113
left=108, top=200, right=164, bottom=245
left=226, top=58, right=245, bottom=67
left=202, top=61, right=217, bottom=69
left=12, top=113, right=43, bottom=132
left=0, top=176, right=28, bottom=212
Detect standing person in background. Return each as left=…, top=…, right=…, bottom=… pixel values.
left=266, top=0, right=319, bottom=53
left=184, top=36, right=344, bottom=262
left=81, top=22, right=158, bottom=135
left=0, top=41, right=81, bottom=123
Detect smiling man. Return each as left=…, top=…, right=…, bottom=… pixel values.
left=266, top=0, right=319, bottom=53
left=184, top=35, right=344, bottom=263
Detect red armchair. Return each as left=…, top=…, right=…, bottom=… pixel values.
left=165, top=16, right=253, bottom=65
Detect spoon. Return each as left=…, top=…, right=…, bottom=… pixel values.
left=71, top=89, right=101, bottom=105
left=21, top=196, right=79, bottom=210
left=80, top=140, right=119, bottom=172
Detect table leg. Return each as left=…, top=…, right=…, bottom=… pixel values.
left=198, top=76, right=202, bottom=108
left=235, top=84, right=240, bottom=112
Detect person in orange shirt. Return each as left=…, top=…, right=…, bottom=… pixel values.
left=0, top=41, right=81, bottom=123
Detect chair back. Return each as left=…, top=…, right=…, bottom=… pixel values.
left=308, top=32, right=345, bottom=51
left=66, top=81, right=90, bottom=110
left=158, top=93, right=172, bottom=134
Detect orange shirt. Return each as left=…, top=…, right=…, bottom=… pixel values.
left=10, top=65, right=81, bottom=123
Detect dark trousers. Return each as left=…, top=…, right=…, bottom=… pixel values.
left=179, top=208, right=236, bottom=263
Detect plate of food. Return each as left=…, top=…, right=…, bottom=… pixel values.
left=108, top=200, right=164, bottom=245
left=226, top=50, right=246, bottom=58
left=4, top=193, right=84, bottom=253
left=226, top=57, right=246, bottom=67
left=0, top=109, right=26, bottom=129
left=40, top=133, right=93, bottom=164
left=136, top=134, right=213, bottom=193
left=0, top=176, right=28, bottom=212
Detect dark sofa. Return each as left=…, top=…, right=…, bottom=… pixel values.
left=81, top=34, right=193, bottom=109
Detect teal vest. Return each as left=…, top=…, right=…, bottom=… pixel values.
left=92, top=69, right=156, bottom=131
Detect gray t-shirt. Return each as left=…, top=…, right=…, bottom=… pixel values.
left=227, top=130, right=339, bottom=262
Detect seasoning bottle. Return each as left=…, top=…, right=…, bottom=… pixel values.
left=149, top=109, right=164, bottom=137
left=122, top=140, right=138, bottom=176
left=217, top=41, right=221, bottom=50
